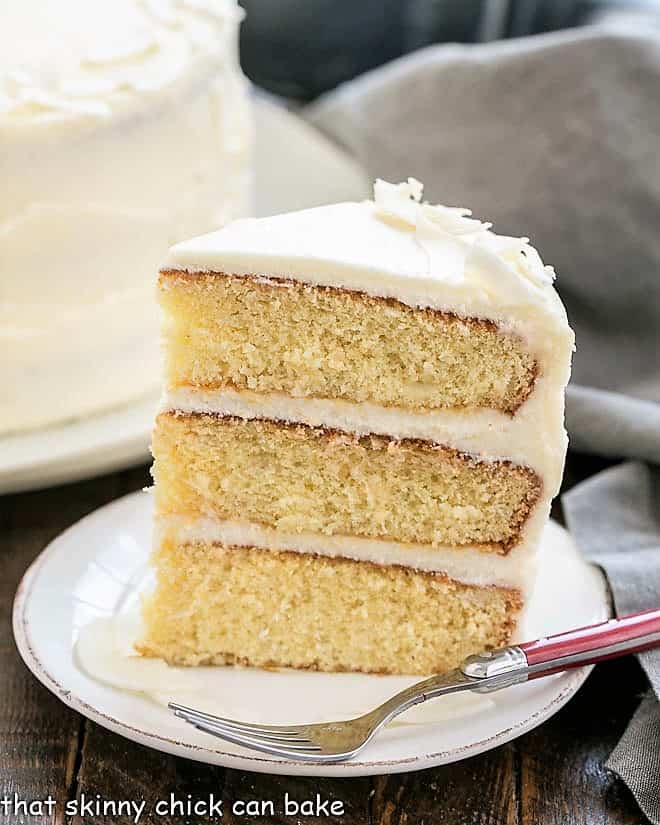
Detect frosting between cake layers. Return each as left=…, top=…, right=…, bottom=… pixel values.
left=157, top=514, right=538, bottom=592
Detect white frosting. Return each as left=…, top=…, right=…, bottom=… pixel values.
left=373, top=179, right=554, bottom=288
left=1, top=0, right=240, bottom=124
left=0, top=0, right=251, bottom=434
left=157, top=514, right=536, bottom=592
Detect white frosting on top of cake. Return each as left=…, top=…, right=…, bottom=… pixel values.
left=1, top=0, right=240, bottom=128
left=372, top=178, right=555, bottom=288
left=164, top=178, right=574, bottom=365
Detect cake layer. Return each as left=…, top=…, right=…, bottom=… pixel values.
left=138, top=538, right=522, bottom=675
left=153, top=412, right=542, bottom=552
left=157, top=514, right=538, bottom=590
left=159, top=271, right=537, bottom=414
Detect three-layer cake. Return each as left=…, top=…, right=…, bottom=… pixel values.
left=139, top=179, right=574, bottom=675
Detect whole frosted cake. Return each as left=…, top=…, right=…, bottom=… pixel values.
left=141, top=179, right=574, bottom=675
left=1, top=0, right=251, bottom=435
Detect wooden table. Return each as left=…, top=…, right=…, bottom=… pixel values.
left=1, top=453, right=649, bottom=824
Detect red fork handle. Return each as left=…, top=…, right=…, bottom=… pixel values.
left=519, top=607, right=660, bottom=679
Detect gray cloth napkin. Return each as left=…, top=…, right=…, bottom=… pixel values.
left=564, top=463, right=660, bottom=822
left=306, top=14, right=660, bottom=823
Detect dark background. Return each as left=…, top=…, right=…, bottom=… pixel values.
left=238, top=0, right=654, bottom=99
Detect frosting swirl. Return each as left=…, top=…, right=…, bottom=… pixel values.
left=1, top=0, right=240, bottom=123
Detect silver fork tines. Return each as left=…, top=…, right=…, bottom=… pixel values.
left=170, top=704, right=327, bottom=758
left=167, top=649, right=528, bottom=762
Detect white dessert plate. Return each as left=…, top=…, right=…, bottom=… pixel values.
left=13, top=490, right=609, bottom=777
left=0, top=97, right=370, bottom=495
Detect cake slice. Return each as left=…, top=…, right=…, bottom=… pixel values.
left=139, top=179, right=574, bottom=675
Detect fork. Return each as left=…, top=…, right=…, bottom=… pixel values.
left=170, top=607, right=660, bottom=762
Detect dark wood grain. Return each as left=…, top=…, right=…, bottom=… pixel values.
left=0, top=453, right=651, bottom=824
left=69, top=723, right=371, bottom=824
left=371, top=744, right=518, bottom=824
left=1, top=475, right=113, bottom=824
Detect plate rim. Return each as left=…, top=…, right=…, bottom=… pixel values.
left=12, top=490, right=610, bottom=777
left=0, top=394, right=159, bottom=495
